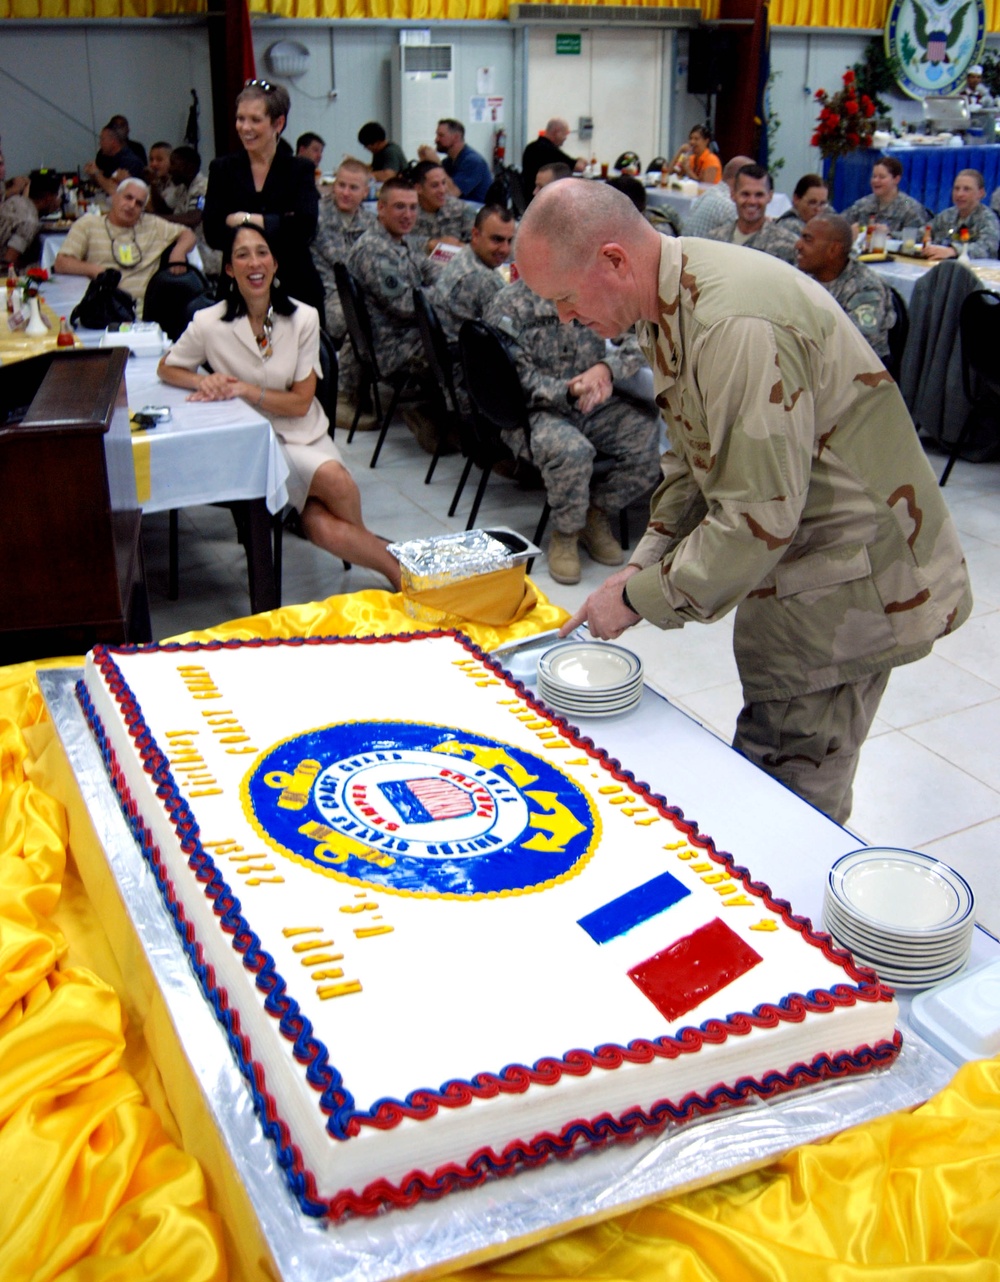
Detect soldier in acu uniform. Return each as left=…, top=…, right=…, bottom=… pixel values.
left=706, top=163, right=799, bottom=265
left=342, top=177, right=438, bottom=401
left=795, top=214, right=896, bottom=362
left=310, top=157, right=374, bottom=342
left=516, top=180, right=972, bottom=825
left=483, top=279, right=661, bottom=586
left=430, top=204, right=515, bottom=343
left=408, top=161, right=476, bottom=256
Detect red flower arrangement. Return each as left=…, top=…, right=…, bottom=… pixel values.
left=811, top=69, right=877, bottom=172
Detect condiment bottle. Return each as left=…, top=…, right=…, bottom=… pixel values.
left=659, top=162, right=668, bottom=187
left=6, top=265, right=16, bottom=313
left=865, top=220, right=875, bottom=253
left=922, top=224, right=932, bottom=249
left=56, top=316, right=74, bottom=347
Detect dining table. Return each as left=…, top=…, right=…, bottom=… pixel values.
left=7, top=273, right=288, bottom=613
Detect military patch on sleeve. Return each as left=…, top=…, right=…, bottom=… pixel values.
left=854, top=303, right=878, bottom=333
left=381, top=269, right=406, bottom=299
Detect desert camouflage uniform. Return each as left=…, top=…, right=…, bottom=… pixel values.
left=311, top=201, right=373, bottom=339
left=841, top=191, right=928, bottom=234
left=429, top=245, right=504, bottom=342
left=483, top=279, right=660, bottom=535
left=823, top=257, right=896, bottom=361
left=408, top=197, right=475, bottom=254
left=342, top=220, right=438, bottom=394
left=626, top=236, right=972, bottom=820
left=706, top=217, right=799, bottom=264
left=929, top=202, right=1000, bottom=258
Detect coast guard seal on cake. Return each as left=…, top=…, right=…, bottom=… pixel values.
left=245, top=722, right=597, bottom=896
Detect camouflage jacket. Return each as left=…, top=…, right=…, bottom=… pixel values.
left=311, top=201, right=373, bottom=299
left=628, top=236, right=972, bottom=701
left=706, top=217, right=799, bottom=265
left=344, top=220, right=439, bottom=342
left=929, top=202, right=1000, bottom=258
left=484, top=278, right=648, bottom=415
left=429, top=245, right=505, bottom=342
left=408, top=197, right=476, bottom=254
left=823, top=257, right=896, bottom=360
left=841, top=191, right=928, bottom=234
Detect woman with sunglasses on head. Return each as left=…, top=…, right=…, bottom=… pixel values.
left=203, top=80, right=324, bottom=311
left=157, top=223, right=400, bottom=589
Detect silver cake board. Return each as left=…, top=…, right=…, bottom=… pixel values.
left=39, top=666, right=975, bottom=1282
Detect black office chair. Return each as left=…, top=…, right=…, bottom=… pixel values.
left=483, top=166, right=527, bottom=217
left=333, top=261, right=430, bottom=468
left=940, top=289, right=1000, bottom=486
left=457, top=321, right=630, bottom=558
left=885, top=285, right=909, bottom=383
left=142, top=264, right=214, bottom=340
left=646, top=156, right=669, bottom=173
left=413, top=288, right=466, bottom=485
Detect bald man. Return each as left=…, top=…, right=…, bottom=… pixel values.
left=795, top=213, right=896, bottom=361
left=514, top=180, right=971, bottom=824
left=521, top=118, right=586, bottom=196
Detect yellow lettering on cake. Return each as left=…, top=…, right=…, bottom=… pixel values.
left=720, top=895, right=754, bottom=908
left=521, top=790, right=587, bottom=853
left=598, top=785, right=623, bottom=795
left=633, top=816, right=661, bottom=826
left=311, top=968, right=344, bottom=981
left=700, top=872, right=731, bottom=885
left=245, top=876, right=284, bottom=885
left=190, top=787, right=223, bottom=797
left=317, top=980, right=362, bottom=1000
left=564, top=757, right=590, bottom=767
left=165, top=729, right=198, bottom=738
left=292, top=938, right=335, bottom=953
left=664, top=841, right=687, bottom=850
left=621, top=807, right=650, bottom=818
left=296, top=821, right=396, bottom=869
left=749, top=919, right=778, bottom=932
left=431, top=741, right=538, bottom=788
left=608, top=796, right=635, bottom=806
left=673, top=847, right=698, bottom=859
left=354, top=924, right=394, bottom=939
left=688, top=862, right=714, bottom=874
left=339, top=901, right=378, bottom=914
left=264, top=759, right=320, bottom=810
left=237, top=862, right=276, bottom=874
left=303, top=954, right=343, bottom=966
left=711, top=882, right=737, bottom=896
left=283, top=926, right=322, bottom=936
left=204, top=839, right=243, bottom=854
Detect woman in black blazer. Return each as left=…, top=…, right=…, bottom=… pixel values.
left=203, top=80, right=324, bottom=312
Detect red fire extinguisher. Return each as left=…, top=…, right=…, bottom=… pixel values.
left=493, top=127, right=506, bottom=170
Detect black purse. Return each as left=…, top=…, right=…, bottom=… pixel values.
left=70, top=268, right=137, bottom=330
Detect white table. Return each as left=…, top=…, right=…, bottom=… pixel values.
left=646, top=185, right=792, bottom=223
left=869, top=255, right=1000, bottom=307
left=42, top=274, right=288, bottom=612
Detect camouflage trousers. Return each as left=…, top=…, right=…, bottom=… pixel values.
left=323, top=293, right=347, bottom=345
left=507, top=398, right=660, bottom=534
left=339, top=328, right=425, bottom=401
left=732, top=670, right=891, bottom=825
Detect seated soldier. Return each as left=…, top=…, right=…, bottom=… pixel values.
left=54, top=177, right=195, bottom=306
left=483, top=277, right=661, bottom=585
left=533, top=161, right=572, bottom=197
left=1, top=169, right=61, bottom=268
left=706, top=163, right=798, bottom=264
left=795, top=213, right=896, bottom=362
left=408, top=160, right=475, bottom=255
left=149, top=146, right=221, bottom=278
left=430, top=204, right=515, bottom=342
left=311, top=157, right=374, bottom=341
left=341, top=177, right=437, bottom=425
left=83, top=121, right=146, bottom=196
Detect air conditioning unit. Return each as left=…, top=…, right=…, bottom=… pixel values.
left=391, top=44, right=455, bottom=164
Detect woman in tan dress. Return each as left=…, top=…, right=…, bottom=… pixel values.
left=158, top=224, right=400, bottom=589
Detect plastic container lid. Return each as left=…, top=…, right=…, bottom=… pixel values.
left=909, top=957, right=1000, bottom=1064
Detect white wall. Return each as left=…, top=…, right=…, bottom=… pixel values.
left=0, top=22, right=213, bottom=176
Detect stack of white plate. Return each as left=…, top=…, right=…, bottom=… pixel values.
left=822, top=848, right=976, bottom=989
left=536, top=641, right=644, bottom=719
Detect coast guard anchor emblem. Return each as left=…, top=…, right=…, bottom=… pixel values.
left=243, top=721, right=598, bottom=897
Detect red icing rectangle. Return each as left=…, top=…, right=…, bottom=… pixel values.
left=627, top=917, right=763, bottom=1023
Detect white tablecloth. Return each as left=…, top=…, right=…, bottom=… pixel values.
left=869, top=255, right=1000, bottom=306
left=646, top=186, right=792, bottom=223
left=41, top=276, right=288, bottom=516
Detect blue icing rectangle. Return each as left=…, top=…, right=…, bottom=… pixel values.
left=577, top=870, right=691, bottom=944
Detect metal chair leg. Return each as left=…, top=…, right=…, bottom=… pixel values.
left=448, top=457, right=474, bottom=517
left=465, top=463, right=495, bottom=530
left=370, top=380, right=410, bottom=469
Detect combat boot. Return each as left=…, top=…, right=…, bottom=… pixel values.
left=579, top=506, right=624, bottom=566
left=547, top=530, right=581, bottom=585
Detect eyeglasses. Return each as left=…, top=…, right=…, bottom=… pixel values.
left=244, top=78, right=274, bottom=92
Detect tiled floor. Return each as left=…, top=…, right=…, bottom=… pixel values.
left=144, top=423, right=1000, bottom=939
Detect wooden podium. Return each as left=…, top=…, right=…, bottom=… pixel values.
left=0, top=348, right=151, bottom=664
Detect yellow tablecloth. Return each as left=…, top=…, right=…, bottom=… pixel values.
left=2, top=590, right=999, bottom=1282
left=0, top=296, right=81, bottom=364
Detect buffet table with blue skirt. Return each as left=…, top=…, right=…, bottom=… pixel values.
left=826, top=146, right=1000, bottom=216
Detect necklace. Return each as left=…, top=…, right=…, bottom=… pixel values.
left=103, top=216, right=142, bottom=268
left=253, top=305, right=274, bottom=360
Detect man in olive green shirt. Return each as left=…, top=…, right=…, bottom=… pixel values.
left=516, top=181, right=971, bottom=823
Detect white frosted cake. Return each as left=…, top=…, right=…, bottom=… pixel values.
left=79, top=632, right=900, bottom=1219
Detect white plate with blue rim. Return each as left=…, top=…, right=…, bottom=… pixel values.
left=827, top=848, right=974, bottom=938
